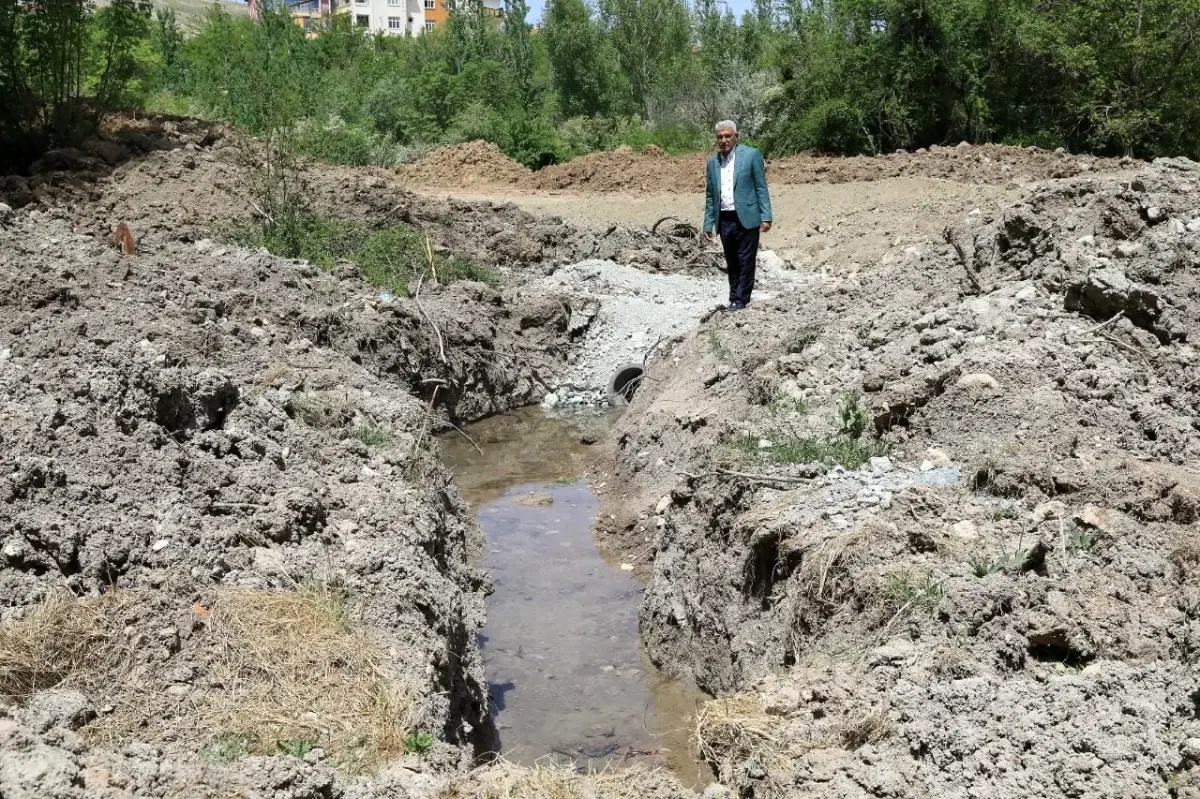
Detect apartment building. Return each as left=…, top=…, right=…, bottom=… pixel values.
left=259, top=0, right=501, bottom=37
left=331, top=0, right=502, bottom=37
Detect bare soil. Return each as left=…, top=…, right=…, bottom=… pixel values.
left=3, top=117, right=1198, bottom=799
left=601, top=157, right=1200, bottom=797
left=399, top=139, right=1132, bottom=195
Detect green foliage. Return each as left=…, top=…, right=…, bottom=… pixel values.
left=600, top=0, right=691, bottom=115
left=404, top=731, right=434, bottom=754
left=764, top=0, right=1200, bottom=159
left=837, top=390, right=869, bottom=440
left=1068, top=527, right=1101, bottom=553
left=357, top=427, right=392, bottom=447
left=233, top=214, right=496, bottom=297
left=887, top=573, right=944, bottom=612
left=969, top=547, right=1029, bottom=577
left=204, top=733, right=254, bottom=763
left=0, top=0, right=153, bottom=169
left=706, top=329, right=731, bottom=360
left=731, top=433, right=888, bottom=471
left=276, top=739, right=316, bottom=758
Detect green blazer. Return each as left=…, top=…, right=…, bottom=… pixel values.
left=703, top=143, right=773, bottom=233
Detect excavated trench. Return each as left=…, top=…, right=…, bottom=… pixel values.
left=440, top=405, right=710, bottom=786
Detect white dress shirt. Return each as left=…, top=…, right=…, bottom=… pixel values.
left=719, top=150, right=736, bottom=212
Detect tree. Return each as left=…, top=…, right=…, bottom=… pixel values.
left=502, top=0, right=534, bottom=101
left=543, top=0, right=621, bottom=116
left=599, top=0, right=690, bottom=116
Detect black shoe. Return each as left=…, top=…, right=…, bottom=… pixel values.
left=729, top=302, right=746, bottom=311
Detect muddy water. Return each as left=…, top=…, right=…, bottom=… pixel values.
left=441, top=407, right=709, bottom=783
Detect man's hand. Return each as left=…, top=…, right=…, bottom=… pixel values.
left=704, top=231, right=718, bottom=244
left=760, top=221, right=772, bottom=233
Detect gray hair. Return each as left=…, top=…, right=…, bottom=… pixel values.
left=714, top=120, right=738, bottom=134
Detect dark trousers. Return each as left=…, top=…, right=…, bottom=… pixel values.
left=718, top=210, right=759, bottom=306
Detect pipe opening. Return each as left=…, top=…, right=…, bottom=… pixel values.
left=607, top=363, right=645, bottom=406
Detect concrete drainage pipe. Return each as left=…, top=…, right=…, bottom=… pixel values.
left=607, top=363, right=645, bottom=406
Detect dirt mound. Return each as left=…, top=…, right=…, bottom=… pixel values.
left=400, top=141, right=1128, bottom=196
left=397, top=141, right=531, bottom=188
left=530, top=150, right=707, bottom=194
left=770, top=142, right=1129, bottom=186
left=606, top=157, right=1200, bottom=796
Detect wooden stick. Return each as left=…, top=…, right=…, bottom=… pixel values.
left=440, top=419, right=484, bottom=456
left=413, top=270, right=448, bottom=367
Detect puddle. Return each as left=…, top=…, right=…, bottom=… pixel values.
left=441, top=407, right=710, bottom=784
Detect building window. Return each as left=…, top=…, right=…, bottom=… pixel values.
left=387, top=0, right=399, bottom=6
left=424, top=19, right=436, bottom=29
left=355, top=14, right=369, bottom=25
left=388, top=15, right=402, bottom=28
left=423, top=0, right=435, bottom=8
left=354, top=0, right=365, bottom=5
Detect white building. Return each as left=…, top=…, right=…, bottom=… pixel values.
left=330, top=0, right=503, bottom=37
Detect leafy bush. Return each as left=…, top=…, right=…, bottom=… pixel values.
left=233, top=215, right=496, bottom=296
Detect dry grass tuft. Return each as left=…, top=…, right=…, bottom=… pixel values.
left=195, top=586, right=415, bottom=772
left=287, top=391, right=356, bottom=430
left=441, top=759, right=690, bottom=799
left=260, top=361, right=291, bottom=388
left=0, top=585, right=415, bottom=774
left=692, top=693, right=789, bottom=783
left=0, top=590, right=133, bottom=702
left=837, top=705, right=892, bottom=749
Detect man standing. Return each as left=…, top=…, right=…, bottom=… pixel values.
left=702, top=120, right=773, bottom=310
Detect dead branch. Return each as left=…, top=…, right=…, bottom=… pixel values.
left=413, top=270, right=448, bottom=367
left=438, top=419, right=484, bottom=456
left=412, top=385, right=441, bottom=455
left=942, top=226, right=983, bottom=294
left=424, top=235, right=438, bottom=282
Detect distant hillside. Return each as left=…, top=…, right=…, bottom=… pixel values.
left=96, top=0, right=249, bottom=29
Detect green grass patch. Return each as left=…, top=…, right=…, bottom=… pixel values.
left=707, top=329, right=731, bottom=361
left=729, top=433, right=888, bottom=471
left=230, top=216, right=497, bottom=296
left=356, top=427, right=393, bottom=448
left=404, top=731, right=434, bottom=755
left=204, top=733, right=253, bottom=763
left=276, top=738, right=316, bottom=758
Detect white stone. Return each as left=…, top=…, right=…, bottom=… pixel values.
left=151, top=539, right=171, bottom=552
left=655, top=496, right=671, bottom=514
left=619, top=563, right=634, bottom=571
left=1033, top=500, right=1068, bottom=522
left=868, top=456, right=893, bottom=473
left=1168, top=218, right=1187, bottom=235
left=1015, top=284, right=1037, bottom=302
left=952, top=520, right=979, bottom=540
left=540, top=392, right=559, bottom=409
left=956, top=372, right=1002, bottom=394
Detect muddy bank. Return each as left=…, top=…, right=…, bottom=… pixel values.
left=607, top=158, right=1200, bottom=796
left=0, top=128, right=706, bottom=797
